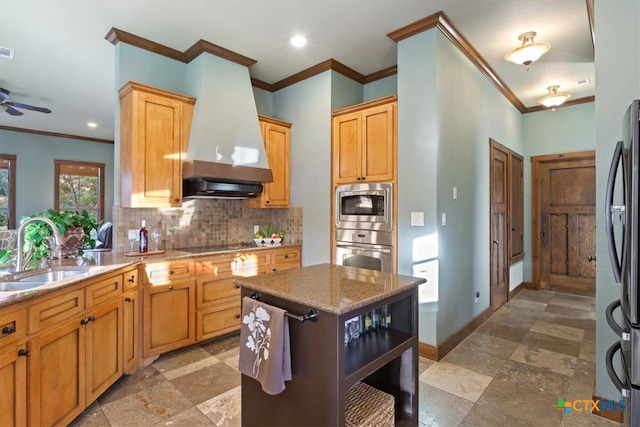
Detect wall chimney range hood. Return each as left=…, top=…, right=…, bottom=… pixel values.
left=182, top=160, right=272, bottom=199
left=181, top=52, right=272, bottom=199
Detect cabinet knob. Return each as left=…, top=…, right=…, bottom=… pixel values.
left=18, top=349, right=30, bottom=357
left=125, top=297, right=132, bottom=302
left=235, top=314, right=241, bottom=319
left=169, top=285, right=174, bottom=290
left=356, top=177, right=362, bottom=181
left=175, top=198, right=180, bottom=202
left=169, top=271, right=174, bottom=275
left=266, top=200, right=270, bottom=204
left=284, top=254, right=289, bottom=259
left=272, top=268, right=277, bottom=272
left=2, top=326, right=16, bottom=335
left=128, top=276, right=135, bottom=283
left=235, top=283, right=240, bottom=289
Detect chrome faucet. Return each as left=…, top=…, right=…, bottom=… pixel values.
left=16, top=217, right=64, bottom=272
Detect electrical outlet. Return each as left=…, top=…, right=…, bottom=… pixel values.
left=475, top=291, right=480, bottom=303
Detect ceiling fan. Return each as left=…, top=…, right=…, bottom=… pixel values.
left=0, top=88, right=51, bottom=116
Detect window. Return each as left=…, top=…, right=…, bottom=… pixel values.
left=0, top=154, right=16, bottom=230
left=54, top=160, right=105, bottom=221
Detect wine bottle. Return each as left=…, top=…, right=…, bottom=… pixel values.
left=139, top=220, right=149, bottom=253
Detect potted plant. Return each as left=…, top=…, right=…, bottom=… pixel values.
left=21, top=209, right=101, bottom=263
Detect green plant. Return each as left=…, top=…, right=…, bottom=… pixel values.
left=21, top=209, right=101, bottom=262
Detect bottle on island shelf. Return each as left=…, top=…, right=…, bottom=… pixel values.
left=139, top=220, right=149, bottom=253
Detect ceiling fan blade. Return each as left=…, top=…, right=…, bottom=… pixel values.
left=0, top=89, right=9, bottom=102
left=4, top=105, right=24, bottom=116
left=5, top=101, right=52, bottom=114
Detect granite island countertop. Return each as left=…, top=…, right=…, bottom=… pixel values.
left=233, top=263, right=426, bottom=315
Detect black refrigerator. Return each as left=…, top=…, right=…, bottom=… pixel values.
left=606, top=99, right=640, bottom=426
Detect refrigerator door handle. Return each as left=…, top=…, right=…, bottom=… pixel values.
left=605, top=300, right=631, bottom=341
left=606, top=340, right=631, bottom=397
left=605, top=140, right=627, bottom=283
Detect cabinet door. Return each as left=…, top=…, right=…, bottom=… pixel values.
left=333, top=111, right=362, bottom=184
left=119, top=82, right=195, bottom=208
left=123, top=290, right=139, bottom=374
left=262, top=121, right=290, bottom=207
left=29, top=317, right=85, bottom=427
left=85, top=299, right=123, bottom=403
left=0, top=344, right=27, bottom=427
left=143, top=280, right=195, bottom=357
left=361, top=103, right=395, bottom=182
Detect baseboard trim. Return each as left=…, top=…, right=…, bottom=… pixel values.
left=418, top=306, right=493, bottom=361
left=591, top=394, right=624, bottom=423
left=509, top=281, right=534, bottom=300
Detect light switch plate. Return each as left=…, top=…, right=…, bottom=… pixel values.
left=441, top=213, right=446, bottom=226
left=453, top=187, right=458, bottom=200
left=410, top=212, right=424, bottom=226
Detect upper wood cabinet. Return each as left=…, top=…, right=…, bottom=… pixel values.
left=119, top=81, right=196, bottom=208
left=245, top=115, right=291, bottom=208
left=332, top=96, right=397, bottom=185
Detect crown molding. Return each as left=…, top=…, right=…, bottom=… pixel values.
left=0, top=125, right=114, bottom=144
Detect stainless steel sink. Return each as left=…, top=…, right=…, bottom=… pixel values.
left=16, top=269, right=88, bottom=282
left=0, top=266, right=105, bottom=293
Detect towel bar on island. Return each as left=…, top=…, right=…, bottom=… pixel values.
left=249, top=291, right=319, bottom=323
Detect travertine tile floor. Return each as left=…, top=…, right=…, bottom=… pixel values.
left=71, top=290, right=620, bottom=426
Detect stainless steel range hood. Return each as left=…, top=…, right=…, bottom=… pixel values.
left=181, top=52, right=272, bottom=199
left=182, top=160, right=272, bottom=199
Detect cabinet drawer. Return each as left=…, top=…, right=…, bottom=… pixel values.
left=0, top=308, right=27, bottom=347
left=269, top=261, right=300, bottom=273
left=123, top=268, right=139, bottom=291
left=29, top=289, right=85, bottom=334
left=270, top=248, right=300, bottom=266
left=196, top=277, right=240, bottom=308
left=144, top=260, right=195, bottom=284
left=197, top=252, right=269, bottom=278
left=196, top=300, right=241, bottom=342
left=86, top=274, right=123, bottom=308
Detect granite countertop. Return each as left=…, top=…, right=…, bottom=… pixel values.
left=233, top=263, right=426, bottom=315
left=0, top=242, right=302, bottom=308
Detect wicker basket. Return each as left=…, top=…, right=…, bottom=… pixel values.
left=345, top=382, right=395, bottom=427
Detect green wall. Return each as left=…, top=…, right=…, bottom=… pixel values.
left=0, top=130, right=115, bottom=222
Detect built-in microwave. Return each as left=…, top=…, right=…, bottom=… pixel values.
left=335, top=182, right=393, bottom=232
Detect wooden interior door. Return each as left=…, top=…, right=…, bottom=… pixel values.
left=532, top=151, right=596, bottom=296
left=490, top=142, right=509, bottom=309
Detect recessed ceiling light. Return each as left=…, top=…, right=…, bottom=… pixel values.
left=87, top=121, right=97, bottom=128
left=289, top=35, right=307, bottom=48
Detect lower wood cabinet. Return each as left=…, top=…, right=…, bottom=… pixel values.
left=0, top=340, right=27, bottom=426
left=0, top=265, right=138, bottom=427
left=123, top=289, right=139, bottom=374
left=143, top=279, right=196, bottom=357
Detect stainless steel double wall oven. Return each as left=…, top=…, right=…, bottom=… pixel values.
left=334, top=182, right=394, bottom=272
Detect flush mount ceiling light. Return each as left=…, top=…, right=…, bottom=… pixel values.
left=504, top=31, right=551, bottom=71
left=289, top=35, right=307, bottom=48
left=537, top=85, right=572, bottom=109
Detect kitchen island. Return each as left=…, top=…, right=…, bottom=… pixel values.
left=233, top=263, right=425, bottom=427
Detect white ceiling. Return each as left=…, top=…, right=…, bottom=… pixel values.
left=0, top=0, right=594, bottom=142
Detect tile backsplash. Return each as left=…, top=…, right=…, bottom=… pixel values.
left=112, top=199, right=302, bottom=252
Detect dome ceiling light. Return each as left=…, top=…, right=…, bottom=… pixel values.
left=504, top=31, right=551, bottom=71
left=537, top=85, right=572, bottom=110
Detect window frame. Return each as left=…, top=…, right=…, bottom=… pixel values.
left=0, top=154, right=17, bottom=229
left=54, top=159, right=105, bottom=221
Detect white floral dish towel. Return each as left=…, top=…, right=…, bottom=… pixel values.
left=239, top=296, right=292, bottom=395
